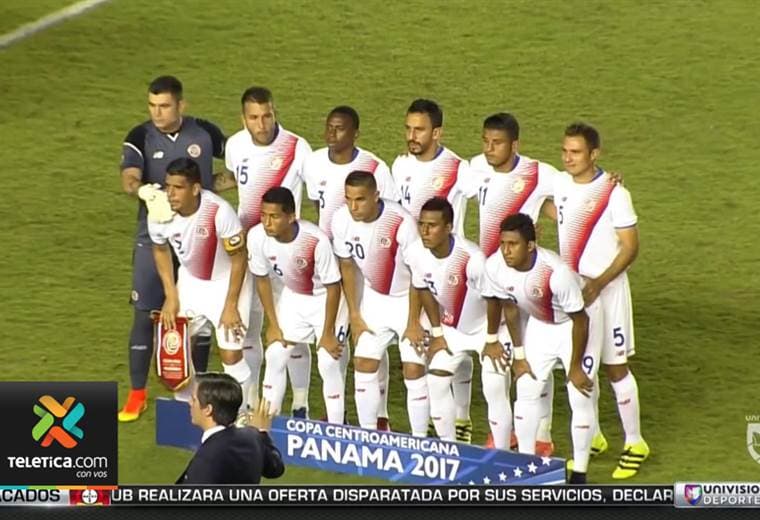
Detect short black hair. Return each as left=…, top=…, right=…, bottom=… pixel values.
left=345, top=170, right=377, bottom=192
left=195, top=372, right=242, bottom=427
left=565, top=122, right=601, bottom=150
left=483, top=112, right=520, bottom=141
left=328, top=106, right=360, bottom=129
left=500, top=213, right=535, bottom=242
left=241, top=86, right=273, bottom=107
left=420, top=197, right=454, bottom=226
left=407, top=98, right=443, bottom=128
left=149, top=75, right=183, bottom=101
left=166, top=157, right=201, bottom=184
left=262, top=186, right=296, bottom=214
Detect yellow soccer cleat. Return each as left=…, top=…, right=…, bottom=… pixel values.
left=612, top=439, right=650, bottom=479
left=455, top=419, right=473, bottom=444
left=118, top=390, right=148, bottom=422
left=591, top=431, right=609, bottom=456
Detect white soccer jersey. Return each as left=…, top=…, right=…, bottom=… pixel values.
left=466, top=154, right=559, bottom=256
left=247, top=220, right=341, bottom=296
left=554, top=170, right=638, bottom=278
left=409, top=235, right=487, bottom=335
left=391, top=147, right=469, bottom=234
left=302, top=147, right=398, bottom=238
left=482, top=247, right=584, bottom=325
left=225, top=124, right=312, bottom=232
left=148, top=190, right=242, bottom=282
left=330, top=200, right=418, bottom=297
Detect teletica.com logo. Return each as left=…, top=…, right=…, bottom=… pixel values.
left=32, top=396, right=85, bottom=448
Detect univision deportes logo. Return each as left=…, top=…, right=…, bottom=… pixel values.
left=32, top=396, right=85, bottom=448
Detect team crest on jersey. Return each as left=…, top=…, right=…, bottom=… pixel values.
left=447, top=274, right=461, bottom=286
left=162, top=330, right=182, bottom=355
left=379, top=237, right=392, bottom=248
left=320, top=180, right=327, bottom=186
left=431, top=176, right=445, bottom=190
left=295, top=257, right=309, bottom=271
left=187, top=144, right=202, bottom=158
left=405, top=177, right=412, bottom=182
left=584, top=198, right=596, bottom=213
left=442, top=310, right=454, bottom=325
left=512, top=178, right=526, bottom=194
left=531, top=286, right=544, bottom=298
left=268, top=256, right=277, bottom=261
left=153, top=150, right=164, bottom=159
left=195, top=226, right=210, bottom=238
left=270, top=156, right=284, bottom=170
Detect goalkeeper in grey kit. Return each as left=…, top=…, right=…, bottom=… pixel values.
left=118, top=75, right=226, bottom=422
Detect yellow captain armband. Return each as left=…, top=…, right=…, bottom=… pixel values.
left=223, top=232, right=245, bottom=254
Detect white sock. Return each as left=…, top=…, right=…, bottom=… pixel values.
left=242, top=344, right=263, bottom=410
left=590, top=373, right=601, bottom=436
left=287, top=342, right=311, bottom=411
left=452, top=355, right=473, bottom=421
left=611, top=372, right=642, bottom=445
left=262, top=342, right=289, bottom=415
left=427, top=373, right=455, bottom=440
left=514, top=377, right=544, bottom=454
left=317, top=349, right=345, bottom=424
left=567, top=383, right=595, bottom=473
left=537, top=374, right=554, bottom=443
left=378, top=350, right=390, bottom=418
left=222, top=357, right=252, bottom=412
left=354, top=370, right=380, bottom=429
left=481, top=369, right=512, bottom=450
left=404, top=376, right=429, bottom=437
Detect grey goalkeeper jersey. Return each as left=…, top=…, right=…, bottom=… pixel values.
left=121, top=116, right=225, bottom=243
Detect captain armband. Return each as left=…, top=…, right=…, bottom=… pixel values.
left=223, top=233, right=245, bottom=254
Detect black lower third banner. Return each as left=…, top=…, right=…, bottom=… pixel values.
left=0, top=485, right=674, bottom=506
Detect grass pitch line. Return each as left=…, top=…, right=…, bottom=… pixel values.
left=0, top=0, right=113, bottom=49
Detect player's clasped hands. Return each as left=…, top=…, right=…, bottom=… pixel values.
left=219, top=304, right=246, bottom=343
left=568, top=366, right=594, bottom=397
left=318, top=333, right=344, bottom=360
left=481, top=340, right=510, bottom=374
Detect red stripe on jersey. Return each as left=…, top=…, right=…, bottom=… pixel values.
left=240, top=134, right=298, bottom=232
left=409, top=154, right=461, bottom=218
left=531, top=262, right=555, bottom=323
left=440, top=249, right=471, bottom=328
left=189, top=202, right=219, bottom=280
left=354, top=154, right=379, bottom=173
left=480, top=161, right=539, bottom=256
left=560, top=181, right=615, bottom=272
left=367, top=213, right=403, bottom=294
left=290, top=233, right=319, bottom=295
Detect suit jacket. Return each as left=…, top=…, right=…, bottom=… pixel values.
left=176, top=426, right=285, bottom=484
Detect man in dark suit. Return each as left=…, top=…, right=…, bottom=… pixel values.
left=177, top=372, right=285, bottom=484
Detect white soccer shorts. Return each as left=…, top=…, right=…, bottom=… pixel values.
left=276, top=286, right=349, bottom=346
left=598, top=273, right=636, bottom=365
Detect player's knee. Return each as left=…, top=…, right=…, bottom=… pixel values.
left=353, top=356, right=379, bottom=373
left=516, top=376, right=544, bottom=401
left=218, top=347, right=242, bottom=365
left=604, top=363, right=629, bottom=382
left=402, top=362, right=426, bottom=380
left=265, top=342, right=290, bottom=370
left=317, top=349, right=342, bottom=376
left=129, top=308, right=154, bottom=346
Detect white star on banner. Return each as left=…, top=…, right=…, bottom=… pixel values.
left=498, top=472, right=507, bottom=482
left=468, top=480, right=475, bottom=485
left=483, top=476, right=491, bottom=485
left=528, top=462, right=537, bottom=474
left=513, top=467, right=523, bottom=478
left=541, top=456, right=552, bottom=466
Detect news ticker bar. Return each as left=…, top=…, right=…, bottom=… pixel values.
left=0, top=485, right=678, bottom=506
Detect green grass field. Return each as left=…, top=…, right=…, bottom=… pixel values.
left=1, top=0, right=758, bottom=485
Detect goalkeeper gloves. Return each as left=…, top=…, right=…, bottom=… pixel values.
left=138, top=183, right=174, bottom=223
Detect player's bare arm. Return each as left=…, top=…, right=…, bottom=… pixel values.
left=219, top=232, right=247, bottom=342
left=583, top=226, right=639, bottom=305
left=480, top=297, right=508, bottom=373
left=121, top=167, right=143, bottom=197
left=567, top=309, right=593, bottom=396
left=403, top=286, right=427, bottom=356
left=319, top=282, right=343, bottom=360
left=338, top=257, right=369, bottom=343
left=255, top=274, right=285, bottom=346
left=152, top=243, right=179, bottom=330
left=540, top=199, right=557, bottom=221
left=503, top=300, right=534, bottom=381
left=213, top=170, right=237, bottom=193
left=416, top=286, right=449, bottom=361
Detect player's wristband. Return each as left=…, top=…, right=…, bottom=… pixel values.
left=485, top=333, right=499, bottom=343
left=431, top=326, right=444, bottom=338
left=513, top=346, right=526, bottom=360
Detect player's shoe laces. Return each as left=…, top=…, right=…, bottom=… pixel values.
left=292, top=407, right=308, bottom=419
left=377, top=417, right=391, bottom=431
left=591, top=431, right=608, bottom=456
left=612, top=439, right=650, bottom=479
left=455, top=419, right=472, bottom=444
left=118, top=389, right=147, bottom=423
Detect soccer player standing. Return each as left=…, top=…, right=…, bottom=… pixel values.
left=119, top=76, right=225, bottom=422
left=148, top=158, right=252, bottom=414
left=555, top=123, right=649, bottom=479
left=248, top=187, right=347, bottom=424
left=217, top=87, right=313, bottom=416
left=331, top=171, right=429, bottom=436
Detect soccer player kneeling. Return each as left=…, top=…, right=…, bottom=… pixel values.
left=482, top=213, right=602, bottom=484
left=248, top=187, right=348, bottom=424
left=148, top=158, right=252, bottom=417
